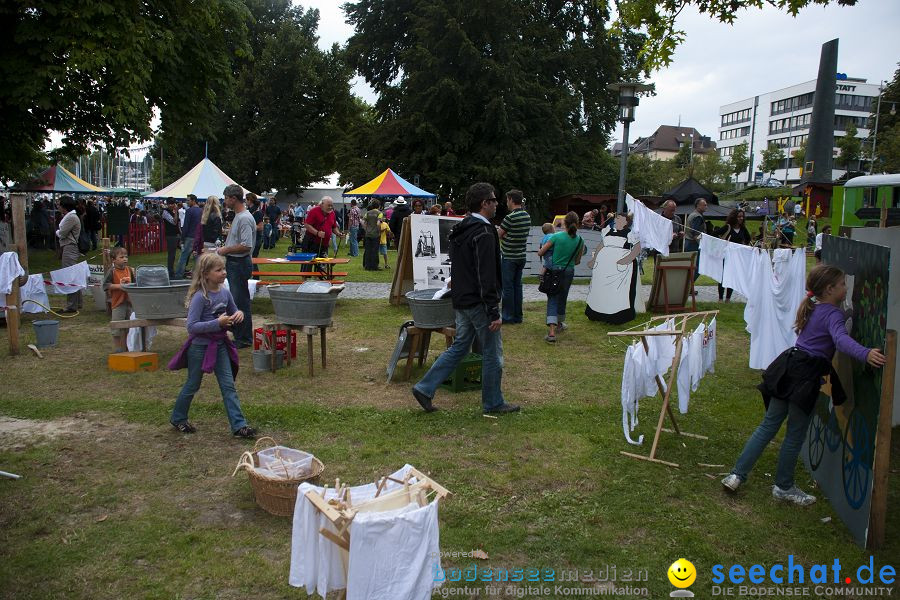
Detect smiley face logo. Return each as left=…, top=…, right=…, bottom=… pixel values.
left=667, top=558, right=696, bottom=588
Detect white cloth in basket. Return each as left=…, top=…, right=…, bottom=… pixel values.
left=289, top=464, right=418, bottom=597
left=347, top=499, right=441, bottom=600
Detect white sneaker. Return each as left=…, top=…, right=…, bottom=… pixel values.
left=721, top=474, right=742, bottom=493
left=558, top=322, right=568, bottom=332
left=772, top=485, right=816, bottom=506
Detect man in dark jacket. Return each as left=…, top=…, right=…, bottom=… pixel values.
left=84, top=200, right=102, bottom=250
left=411, top=182, right=520, bottom=415
left=175, top=194, right=202, bottom=279
left=388, top=196, right=411, bottom=249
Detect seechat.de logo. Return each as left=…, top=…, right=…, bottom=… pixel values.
left=668, top=558, right=697, bottom=598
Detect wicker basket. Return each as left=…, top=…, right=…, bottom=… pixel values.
left=232, top=437, right=324, bottom=517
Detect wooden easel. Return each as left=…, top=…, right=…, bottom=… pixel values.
left=608, top=310, right=718, bottom=468
left=389, top=217, right=415, bottom=305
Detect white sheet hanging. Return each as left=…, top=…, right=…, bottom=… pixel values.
left=720, top=244, right=758, bottom=299
left=745, top=248, right=805, bottom=369
left=702, top=318, right=717, bottom=376
left=698, top=235, right=728, bottom=283
left=621, top=344, right=645, bottom=446
left=48, top=261, right=90, bottom=294
left=626, top=194, right=673, bottom=256
left=20, top=274, right=49, bottom=313
left=346, top=500, right=441, bottom=600
left=289, top=465, right=418, bottom=597
left=0, top=252, right=25, bottom=295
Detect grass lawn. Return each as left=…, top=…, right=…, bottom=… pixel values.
left=2, top=237, right=896, bottom=600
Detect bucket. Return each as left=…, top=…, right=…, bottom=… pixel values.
left=89, top=285, right=107, bottom=311
left=268, top=284, right=341, bottom=326
left=405, top=289, right=455, bottom=328
left=32, top=320, right=60, bottom=348
left=252, top=349, right=285, bottom=372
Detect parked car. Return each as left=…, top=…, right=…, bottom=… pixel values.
left=762, top=178, right=783, bottom=187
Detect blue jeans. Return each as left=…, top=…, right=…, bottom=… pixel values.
left=171, top=343, right=248, bottom=432
left=501, top=258, right=525, bottom=323
left=684, top=239, right=700, bottom=281
left=731, top=397, right=814, bottom=490
left=349, top=226, right=359, bottom=256
left=545, top=267, right=575, bottom=325
left=175, top=237, right=194, bottom=279
left=226, top=255, right=253, bottom=346
left=413, top=305, right=504, bottom=412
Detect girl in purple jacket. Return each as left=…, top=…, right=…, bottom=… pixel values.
left=722, top=265, right=886, bottom=505
left=168, top=253, right=256, bottom=438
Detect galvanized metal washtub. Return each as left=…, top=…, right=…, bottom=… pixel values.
left=267, top=283, right=343, bottom=326
left=405, top=288, right=455, bottom=328
left=121, top=281, right=191, bottom=319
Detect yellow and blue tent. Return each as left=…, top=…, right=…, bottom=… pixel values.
left=345, top=168, right=435, bottom=198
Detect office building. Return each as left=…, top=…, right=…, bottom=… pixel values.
left=718, top=76, right=879, bottom=185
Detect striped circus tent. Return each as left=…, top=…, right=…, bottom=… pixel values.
left=14, top=164, right=109, bottom=194
left=143, top=158, right=254, bottom=200
left=344, top=168, right=435, bottom=198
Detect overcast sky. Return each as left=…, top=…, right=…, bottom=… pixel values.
left=302, top=0, right=900, bottom=145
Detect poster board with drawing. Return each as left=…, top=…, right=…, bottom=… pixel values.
left=801, top=235, right=891, bottom=548
left=409, top=213, right=461, bottom=290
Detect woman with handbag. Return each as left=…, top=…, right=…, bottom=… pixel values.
left=537, top=211, right=584, bottom=343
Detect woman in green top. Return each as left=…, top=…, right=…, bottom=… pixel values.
left=537, top=211, right=585, bottom=343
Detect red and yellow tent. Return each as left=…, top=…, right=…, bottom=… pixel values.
left=344, top=168, right=435, bottom=198
left=14, top=165, right=109, bottom=194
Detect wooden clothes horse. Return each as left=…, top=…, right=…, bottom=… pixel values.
left=303, top=467, right=451, bottom=600
left=608, top=310, right=719, bottom=468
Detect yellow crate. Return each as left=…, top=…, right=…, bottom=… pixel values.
left=108, top=352, right=158, bottom=373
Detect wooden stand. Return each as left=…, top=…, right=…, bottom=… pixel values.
left=109, top=318, right=186, bottom=352
left=609, top=310, right=718, bottom=468
left=867, top=330, right=896, bottom=550
left=263, top=321, right=331, bottom=376
left=389, top=217, right=415, bottom=305
left=401, top=326, right=456, bottom=381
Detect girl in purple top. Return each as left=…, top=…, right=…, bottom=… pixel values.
left=168, top=253, right=256, bottom=438
left=722, top=265, right=886, bottom=506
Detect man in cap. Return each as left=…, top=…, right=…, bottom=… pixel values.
left=217, top=184, right=256, bottom=348
left=388, top=196, right=411, bottom=250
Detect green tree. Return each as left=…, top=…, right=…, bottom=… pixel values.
left=613, top=0, right=860, bottom=71
left=673, top=142, right=693, bottom=170
left=760, top=143, right=785, bottom=176
left=0, top=0, right=251, bottom=183
left=871, top=62, right=900, bottom=173
left=155, top=1, right=357, bottom=193
left=729, top=141, right=749, bottom=183
left=791, top=139, right=808, bottom=170
left=693, top=151, right=732, bottom=192
left=836, top=122, right=862, bottom=169
left=343, top=0, right=642, bottom=206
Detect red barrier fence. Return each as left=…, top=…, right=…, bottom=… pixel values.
left=101, top=222, right=166, bottom=254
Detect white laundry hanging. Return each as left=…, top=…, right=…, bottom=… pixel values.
left=626, top=194, right=673, bottom=256
left=20, top=274, right=50, bottom=313
left=346, top=499, right=441, bottom=600
left=745, top=248, right=805, bottom=369
left=0, top=251, right=25, bottom=295
left=48, top=261, right=90, bottom=294
left=702, top=318, right=717, bottom=376
left=620, top=344, right=645, bottom=446
left=698, top=235, right=728, bottom=282
left=720, top=243, right=758, bottom=299
left=290, top=465, right=419, bottom=598
left=222, top=277, right=259, bottom=300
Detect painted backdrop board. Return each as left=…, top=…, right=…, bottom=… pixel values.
left=802, top=235, right=890, bottom=548
left=849, top=227, right=900, bottom=426
left=410, top=214, right=459, bottom=290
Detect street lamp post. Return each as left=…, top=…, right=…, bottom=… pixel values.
left=608, top=82, right=654, bottom=215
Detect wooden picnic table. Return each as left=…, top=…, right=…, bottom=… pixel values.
left=251, top=257, right=350, bottom=283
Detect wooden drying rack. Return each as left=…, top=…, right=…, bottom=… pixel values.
left=608, top=310, right=719, bottom=468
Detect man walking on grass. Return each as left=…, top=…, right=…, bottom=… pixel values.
left=412, top=182, right=520, bottom=415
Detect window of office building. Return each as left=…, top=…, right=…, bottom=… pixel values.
left=721, top=108, right=751, bottom=126
left=770, top=92, right=814, bottom=115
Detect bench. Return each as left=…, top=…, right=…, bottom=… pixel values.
left=251, top=271, right=348, bottom=278
left=257, top=280, right=344, bottom=286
